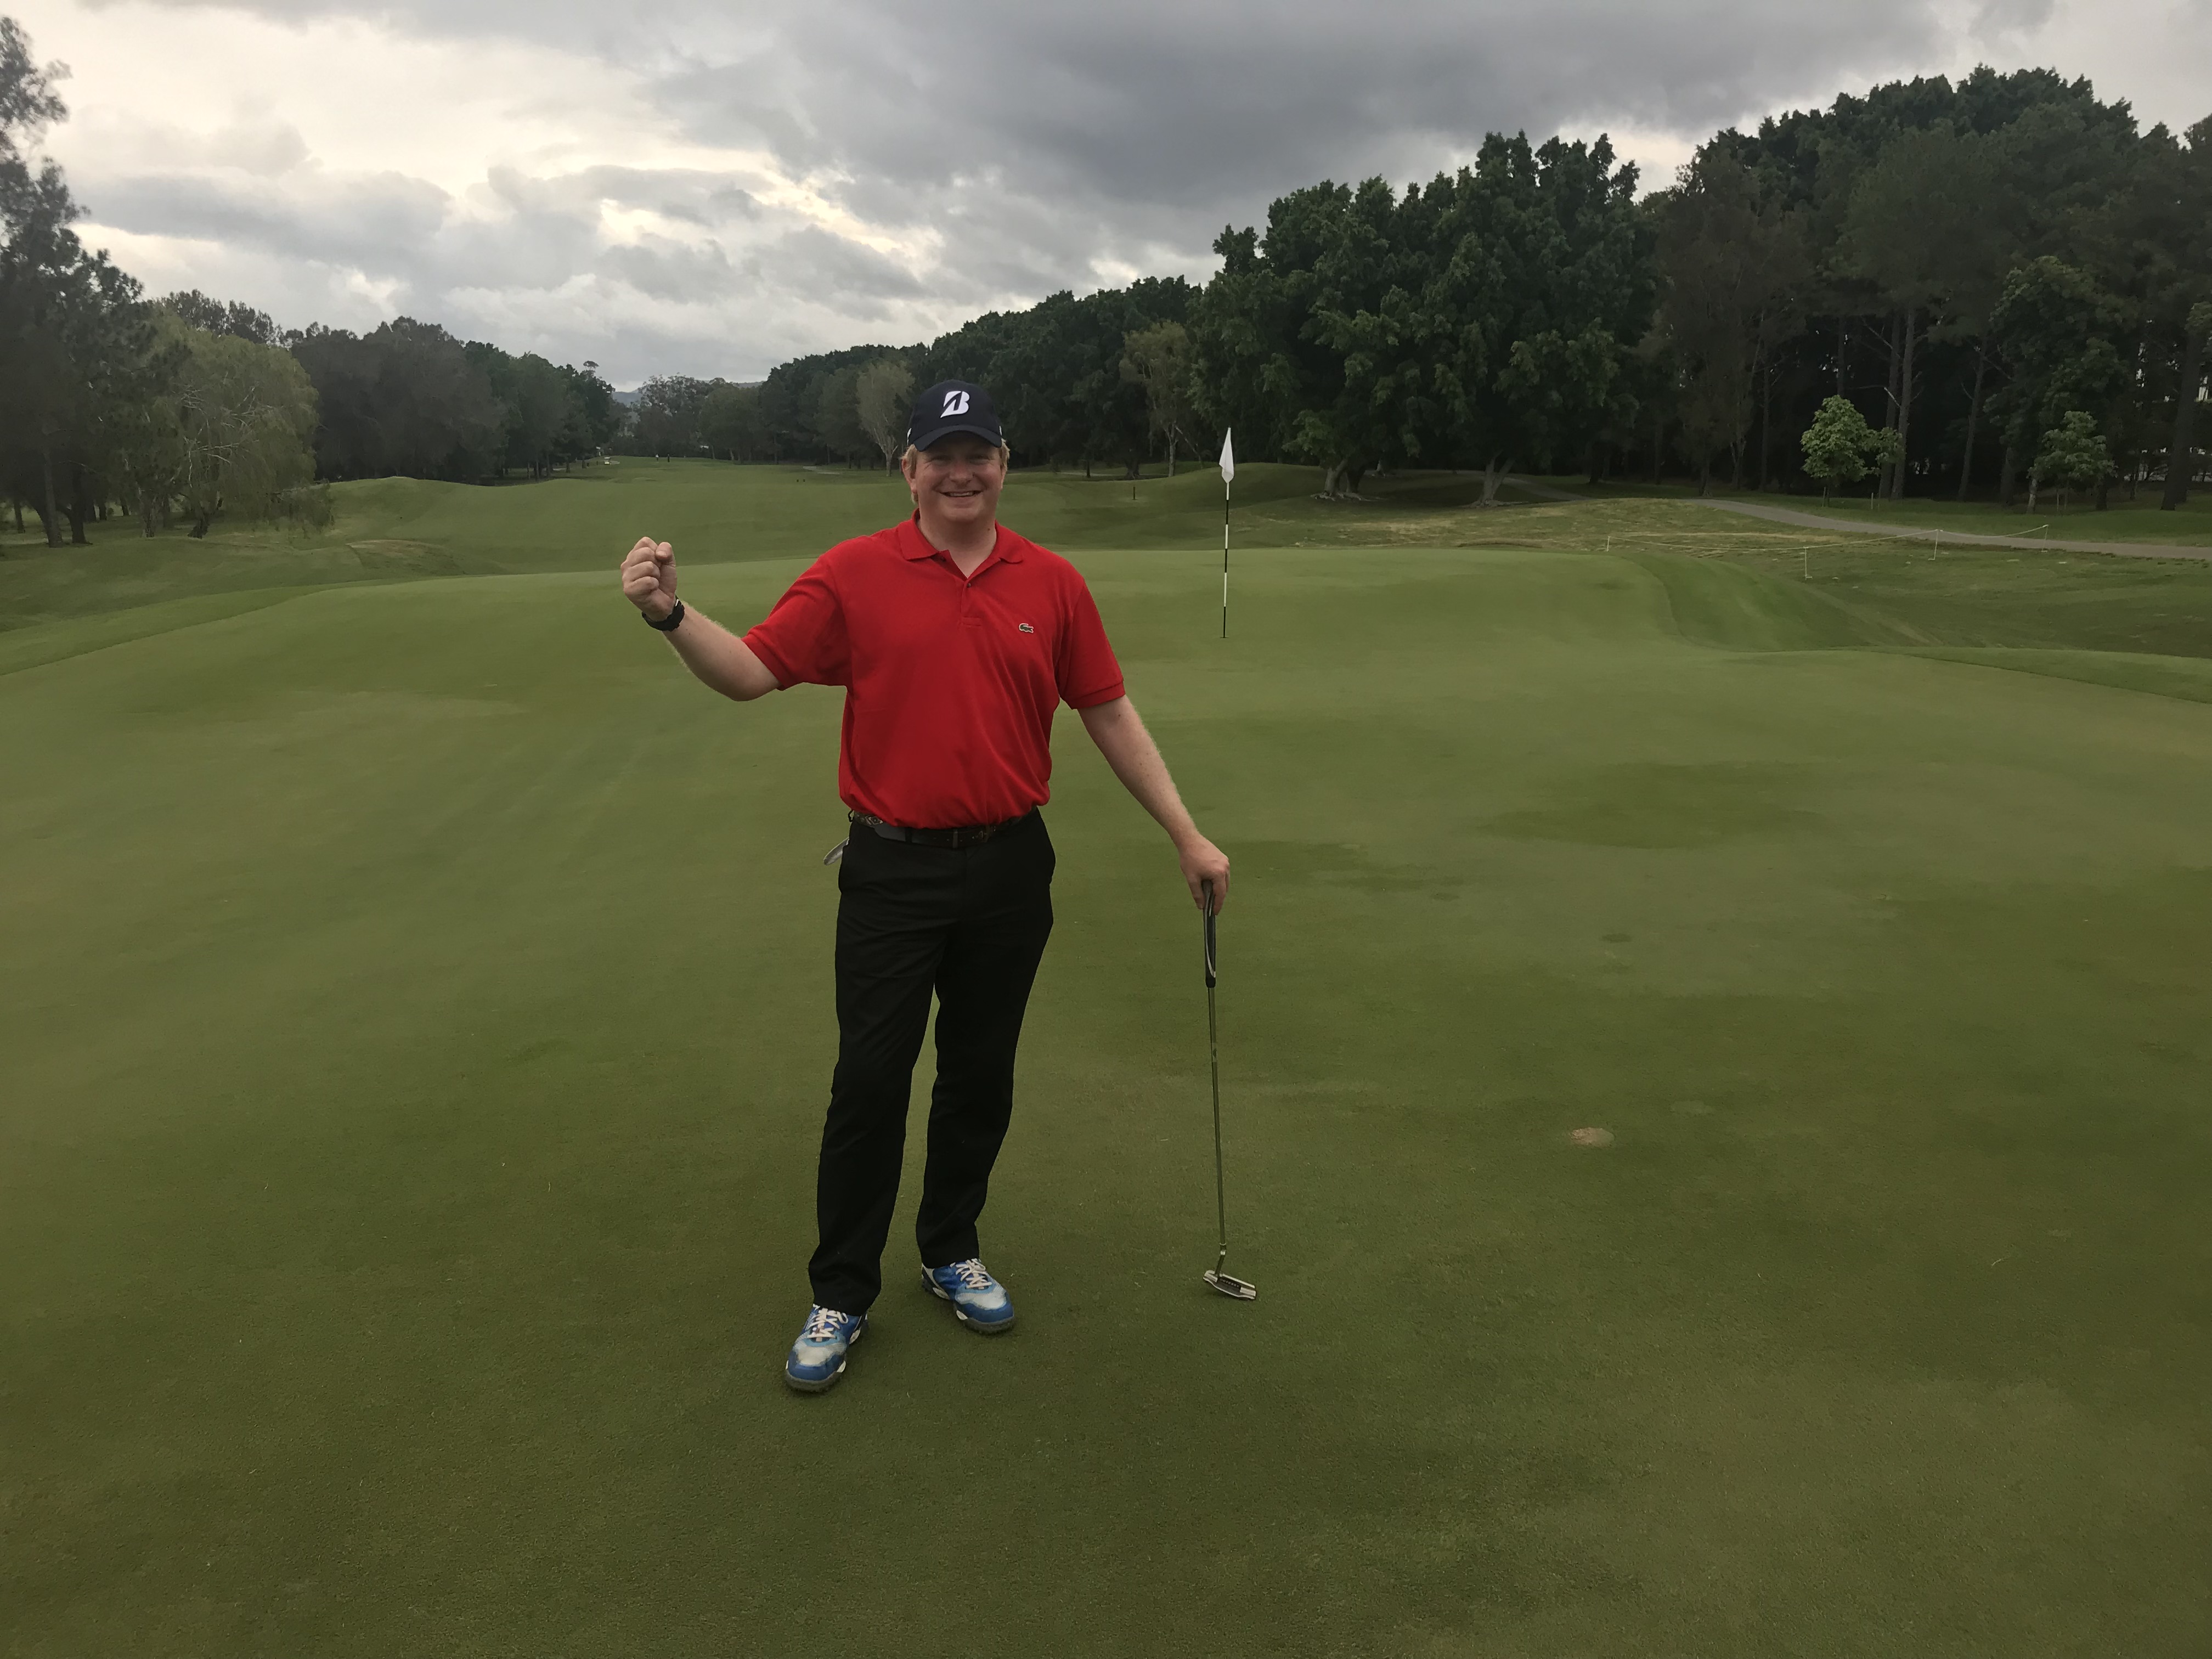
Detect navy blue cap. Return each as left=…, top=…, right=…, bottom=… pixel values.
left=906, top=380, right=1003, bottom=451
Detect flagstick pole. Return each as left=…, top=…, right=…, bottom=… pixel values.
left=1220, top=474, right=1231, bottom=639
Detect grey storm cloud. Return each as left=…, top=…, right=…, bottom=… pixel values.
left=645, top=1, right=1922, bottom=208
left=61, top=0, right=1991, bottom=381
left=89, top=167, right=451, bottom=265
left=746, top=224, right=928, bottom=308
left=192, top=0, right=1948, bottom=193
left=599, top=238, right=737, bottom=304
left=484, top=165, right=765, bottom=230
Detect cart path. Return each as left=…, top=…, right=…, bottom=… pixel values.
left=1503, top=476, right=2212, bottom=563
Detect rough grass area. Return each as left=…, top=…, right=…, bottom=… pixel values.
left=3, top=466, right=2208, bottom=1654
left=1557, top=509, right=2212, bottom=664
left=1533, top=474, right=2212, bottom=545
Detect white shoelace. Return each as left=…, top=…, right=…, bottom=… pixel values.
left=946, top=1260, right=993, bottom=1291
left=802, top=1306, right=848, bottom=1341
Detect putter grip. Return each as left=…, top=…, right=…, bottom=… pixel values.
left=1201, top=879, right=1217, bottom=988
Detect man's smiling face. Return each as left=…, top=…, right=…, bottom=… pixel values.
left=905, top=435, right=1007, bottom=537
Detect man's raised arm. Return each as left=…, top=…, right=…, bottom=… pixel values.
left=619, top=535, right=780, bottom=702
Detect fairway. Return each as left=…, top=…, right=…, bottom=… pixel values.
left=4, top=469, right=2210, bottom=1655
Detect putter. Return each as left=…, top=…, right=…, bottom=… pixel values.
left=1199, top=879, right=1257, bottom=1300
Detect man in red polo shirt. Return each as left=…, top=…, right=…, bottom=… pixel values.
left=618, top=379, right=1229, bottom=1393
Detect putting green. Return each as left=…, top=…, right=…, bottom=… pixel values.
left=3, top=510, right=2208, bottom=1652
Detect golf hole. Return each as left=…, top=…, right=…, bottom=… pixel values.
left=1569, top=1127, right=1615, bottom=1148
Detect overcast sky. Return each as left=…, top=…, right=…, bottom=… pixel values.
left=12, top=0, right=2209, bottom=386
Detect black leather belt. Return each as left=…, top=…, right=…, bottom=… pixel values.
left=850, top=810, right=1033, bottom=849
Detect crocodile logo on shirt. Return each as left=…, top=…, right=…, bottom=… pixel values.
left=1017, top=623, right=1035, bottom=633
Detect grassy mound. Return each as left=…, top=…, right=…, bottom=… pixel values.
left=1613, top=548, right=1921, bottom=650
left=1897, top=646, right=2212, bottom=704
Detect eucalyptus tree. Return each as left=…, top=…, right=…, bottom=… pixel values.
left=811, top=364, right=870, bottom=464
left=160, top=288, right=278, bottom=346
left=698, top=380, right=766, bottom=462
left=290, top=318, right=505, bottom=479
left=1119, top=320, right=1195, bottom=473
left=2134, top=117, right=2212, bottom=509
left=759, top=343, right=912, bottom=462
left=1074, top=279, right=1188, bottom=475
left=853, top=357, right=914, bottom=470
left=1841, top=125, right=2015, bottom=498
left=628, top=372, right=719, bottom=458
left=1653, top=146, right=1809, bottom=492
left=110, top=317, right=187, bottom=533
left=170, top=322, right=319, bottom=534
left=466, top=345, right=578, bottom=478
left=1274, top=175, right=1413, bottom=494
left=1186, top=225, right=1299, bottom=464
left=2160, top=300, right=2211, bottom=509
left=1448, top=133, right=1652, bottom=494
left=0, top=16, right=62, bottom=140
left=558, top=359, right=622, bottom=460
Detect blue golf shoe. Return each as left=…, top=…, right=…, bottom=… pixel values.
left=923, top=1259, right=1017, bottom=1333
left=784, top=1305, right=867, bottom=1392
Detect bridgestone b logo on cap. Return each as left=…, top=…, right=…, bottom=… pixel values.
left=942, top=390, right=971, bottom=416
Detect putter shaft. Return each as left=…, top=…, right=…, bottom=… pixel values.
left=1200, top=882, right=1251, bottom=1297
left=1208, top=978, right=1227, bottom=1273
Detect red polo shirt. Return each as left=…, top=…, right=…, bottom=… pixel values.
left=742, top=517, right=1126, bottom=827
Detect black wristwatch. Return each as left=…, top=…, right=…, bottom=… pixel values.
left=645, top=599, right=686, bottom=633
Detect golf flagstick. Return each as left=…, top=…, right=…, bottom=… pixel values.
left=1200, top=879, right=1256, bottom=1300
left=1218, top=428, right=1234, bottom=639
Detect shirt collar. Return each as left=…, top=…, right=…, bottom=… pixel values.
left=898, top=516, right=1024, bottom=565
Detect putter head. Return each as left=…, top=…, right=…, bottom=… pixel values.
left=1203, top=1269, right=1257, bottom=1301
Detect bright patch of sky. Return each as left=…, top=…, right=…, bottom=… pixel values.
left=13, top=0, right=2208, bottom=386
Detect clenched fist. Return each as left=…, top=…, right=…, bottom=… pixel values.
left=620, top=536, right=678, bottom=621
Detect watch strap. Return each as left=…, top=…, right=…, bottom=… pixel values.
left=645, top=599, right=686, bottom=633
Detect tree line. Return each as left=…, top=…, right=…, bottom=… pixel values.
left=1654, top=68, right=2210, bottom=510
left=616, top=279, right=1203, bottom=481
left=726, top=66, right=2207, bottom=511
left=0, top=17, right=620, bottom=546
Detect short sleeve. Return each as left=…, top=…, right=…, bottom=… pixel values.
left=1056, top=574, right=1125, bottom=709
left=742, top=556, right=850, bottom=689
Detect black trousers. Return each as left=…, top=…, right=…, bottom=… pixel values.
left=809, top=811, right=1055, bottom=1314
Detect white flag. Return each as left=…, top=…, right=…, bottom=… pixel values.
left=1218, top=428, right=1235, bottom=484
